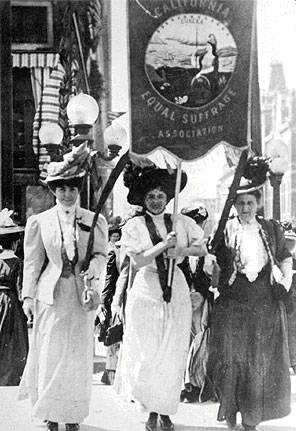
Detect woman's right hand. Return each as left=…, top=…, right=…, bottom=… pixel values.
left=163, top=231, right=177, bottom=249
left=23, top=297, right=34, bottom=323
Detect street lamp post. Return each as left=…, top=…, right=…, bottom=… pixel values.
left=38, top=123, right=64, bottom=162
left=66, top=93, right=126, bottom=209
left=269, top=171, right=284, bottom=221
left=266, top=138, right=289, bottom=221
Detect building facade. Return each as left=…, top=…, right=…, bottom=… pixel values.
left=261, top=61, right=296, bottom=221
left=0, top=0, right=111, bottom=224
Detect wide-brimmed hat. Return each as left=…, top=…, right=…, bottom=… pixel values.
left=123, top=162, right=187, bottom=206
left=44, top=142, right=90, bottom=183
left=236, top=156, right=270, bottom=195
left=0, top=208, right=24, bottom=236
left=108, top=224, right=122, bottom=236
left=181, top=205, right=208, bottom=224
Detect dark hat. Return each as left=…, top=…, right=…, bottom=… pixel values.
left=45, top=142, right=90, bottom=183
left=123, top=162, right=187, bottom=206
left=181, top=205, right=208, bottom=224
left=108, top=224, right=122, bottom=235
left=236, top=156, right=270, bottom=195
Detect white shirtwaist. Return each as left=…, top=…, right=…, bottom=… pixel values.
left=114, top=212, right=204, bottom=415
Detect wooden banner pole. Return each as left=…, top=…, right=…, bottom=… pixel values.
left=81, top=151, right=130, bottom=273
left=168, top=159, right=182, bottom=288
left=208, top=148, right=249, bottom=254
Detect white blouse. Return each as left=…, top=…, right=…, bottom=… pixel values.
left=239, top=220, right=268, bottom=282
left=56, top=202, right=77, bottom=260
left=120, top=212, right=204, bottom=268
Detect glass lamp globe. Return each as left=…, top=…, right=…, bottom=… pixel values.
left=269, top=156, right=289, bottom=174
left=266, top=138, right=289, bottom=174
left=103, top=122, right=127, bottom=151
left=66, top=93, right=99, bottom=126
left=39, top=123, right=63, bottom=145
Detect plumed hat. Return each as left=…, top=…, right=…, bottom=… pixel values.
left=281, top=221, right=296, bottom=242
left=108, top=224, right=122, bottom=235
left=236, top=156, right=270, bottom=195
left=0, top=208, right=24, bottom=236
left=44, top=142, right=90, bottom=183
left=181, top=205, right=208, bottom=224
left=123, top=161, right=187, bottom=206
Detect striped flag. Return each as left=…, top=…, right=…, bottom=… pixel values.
left=107, top=111, right=126, bottom=126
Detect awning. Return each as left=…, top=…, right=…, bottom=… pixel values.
left=12, top=52, right=60, bottom=69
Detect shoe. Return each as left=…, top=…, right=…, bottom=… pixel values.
left=226, top=414, right=237, bottom=429
left=242, top=423, right=257, bottom=431
left=180, top=389, right=187, bottom=402
left=159, top=415, right=174, bottom=431
left=46, top=421, right=58, bottom=431
left=145, top=413, right=158, bottom=431
left=65, top=424, right=80, bottom=431
left=145, top=419, right=157, bottom=431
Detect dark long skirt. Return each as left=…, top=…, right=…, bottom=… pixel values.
left=207, top=269, right=291, bottom=427
left=0, top=289, right=28, bottom=385
left=287, top=280, right=296, bottom=367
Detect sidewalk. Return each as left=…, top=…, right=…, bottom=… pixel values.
left=1, top=374, right=295, bottom=431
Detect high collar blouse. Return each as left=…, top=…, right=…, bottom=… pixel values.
left=56, top=202, right=77, bottom=260
left=120, top=211, right=204, bottom=268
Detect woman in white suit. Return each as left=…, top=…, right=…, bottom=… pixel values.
left=19, top=143, right=108, bottom=431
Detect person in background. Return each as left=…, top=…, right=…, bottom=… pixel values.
left=207, top=157, right=292, bottom=431
left=0, top=209, right=28, bottom=386
left=282, top=224, right=296, bottom=373
left=19, top=143, right=108, bottom=431
left=100, top=225, right=122, bottom=385
left=179, top=205, right=213, bottom=403
left=114, top=162, right=207, bottom=431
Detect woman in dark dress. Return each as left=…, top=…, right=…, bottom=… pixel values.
left=282, top=228, right=296, bottom=373
left=0, top=219, right=28, bottom=386
left=179, top=205, right=213, bottom=403
left=100, top=225, right=122, bottom=385
left=207, top=159, right=292, bottom=431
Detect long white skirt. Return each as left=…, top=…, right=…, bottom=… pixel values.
left=19, top=276, right=95, bottom=423
left=114, top=266, right=191, bottom=415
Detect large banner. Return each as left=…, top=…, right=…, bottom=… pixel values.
left=127, top=0, right=258, bottom=160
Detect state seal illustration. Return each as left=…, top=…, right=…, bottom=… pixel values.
left=145, top=14, right=238, bottom=109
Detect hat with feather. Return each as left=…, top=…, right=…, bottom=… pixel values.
left=236, top=156, right=270, bottom=195
left=44, top=142, right=90, bottom=183
left=0, top=208, right=24, bottom=236
left=181, top=205, right=208, bottom=224
left=123, top=160, right=187, bottom=206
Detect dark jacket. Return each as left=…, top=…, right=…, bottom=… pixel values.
left=215, top=216, right=291, bottom=290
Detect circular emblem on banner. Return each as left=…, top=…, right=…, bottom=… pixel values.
left=145, top=14, right=238, bottom=109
